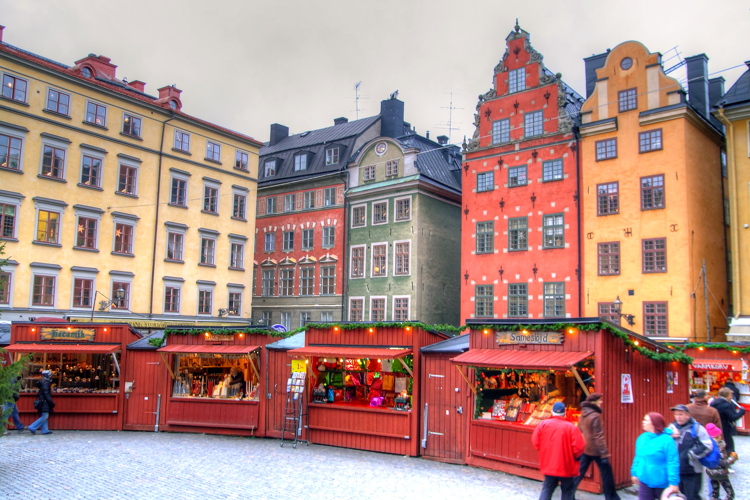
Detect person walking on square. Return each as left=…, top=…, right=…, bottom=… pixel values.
left=631, top=412, right=680, bottom=500
left=531, top=401, right=585, bottom=500
left=26, top=370, right=54, bottom=435
left=2, top=376, right=24, bottom=434
left=710, top=387, right=745, bottom=455
left=666, top=404, right=713, bottom=500
left=573, top=393, right=619, bottom=499
left=688, top=389, right=722, bottom=430
left=704, top=423, right=736, bottom=500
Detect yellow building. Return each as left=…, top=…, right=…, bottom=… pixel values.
left=0, top=25, right=261, bottom=326
left=715, top=62, right=750, bottom=340
left=579, top=41, right=727, bottom=341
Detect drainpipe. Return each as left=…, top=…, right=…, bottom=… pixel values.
left=716, top=108, right=739, bottom=321
left=149, top=113, right=177, bottom=317
left=573, top=126, right=583, bottom=317
left=339, top=168, right=349, bottom=320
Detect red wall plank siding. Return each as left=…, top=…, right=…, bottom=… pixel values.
left=122, top=350, right=167, bottom=431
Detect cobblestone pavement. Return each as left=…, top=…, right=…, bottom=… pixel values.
left=1, top=430, right=748, bottom=500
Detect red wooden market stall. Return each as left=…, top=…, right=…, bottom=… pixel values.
left=6, top=321, right=142, bottom=431
left=449, top=319, right=691, bottom=495
left=264, top=331, right=306, bottom=440
left=122, top=330, right=168, bottom=432
left=288, top=323, right=450, bottom=457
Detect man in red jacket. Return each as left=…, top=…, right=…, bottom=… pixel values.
left=532, top=401, right=586, bottom=500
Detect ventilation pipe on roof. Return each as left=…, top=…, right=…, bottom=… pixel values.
left=437, top=135, right=449, bottom=145
left=334, top=117, right=348, bottom=126
left=269, top=123, right=289, bottom=146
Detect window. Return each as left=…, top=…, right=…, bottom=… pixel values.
left=0, top=134, right=22, bottom=170
left=641, top=175, right=665, bottom=210
left=174, top=130, right=190, bottom=152
left=595, top=139, right=617, bottom=160
left=644, top=302, right=668, bottom=336
left=230, top=243, right=244, bottom=269
left=395, top=198, right=411, bottom=221
left=72, top=278, right=94, bottom=307
left=303, top=191, right=315, bottom=209
left=265, top=197, right=276, bottom=214
left=32, top=275, right=55, bottom=306
left=302, top=229, right=314, bottom=250
left=351, top=246, right=365, bottom=278
left=279, top=268, right=294, bottom=296
left=299, top=312, right=312, bottom=327
left=363, top=165, right=376, bottom=181
left=543, top=282, right=565, bottom=317
left=46, top=89, right=70, bottom=115
left=477, top=172, right=494, bottom=192
left=111, top=282, right=130, bottom=310
left=598, top=302, right=620, bottom=325
left=118, top=164, right=138, bottom=195
left=597, top=182, right=619, bottom=215
left=200, top=238, right=216, bottom=265
left=164, top=286, right=180, bottom=313
left=294, top=154, right=307, bottom=171
left=349, top=298, right=364, bottom=321
left=524, top=111, right=543, bottom=138
left=371, top=298, right=385, bottom=321
left=373, top=202, right=387, bottom=224
left=300, top=267, right=314, bottom=296
left=122, top=114, right=141, bottom=138
left=598, top=242, right=620, bottom=275
left=325, top=147, right=339, bottom=165
left=264, top=160, right=276, bottom=176
left=228, top=292, right=242, bottom=315
left=261, top=269, right=275, bottom=296
left=386, top=159, right=398, bottom=176
left=322, top=226, right=335, bottom=248
left=233, top=193, right=247, bottom=219
left=492, top=119, right=510, bottom=144
left=394, top=297, right=409, bottom=321
left=36, top=210, right=60, bottom=244
left=618, top=88, right=637, bottom=112
left=508, top=283, right=528, bottom=318
left=352, top=206, right=366, bottom=227
left=114, top=223, right=134, bottom=255
left=395, top=242, right=410, bottom=275
left=85, top=101, right=107, bottom=127
left=41, top=145, right=66, bottom=179
left=320, top=311, right=333, bottom=322
left=640, top=130, right=663, bottom=153
left=476, top=222, right=494, bottom=254
left=235, top=150, right=249, bottom=171
left=166, top=232, right=184, bottom=261
left=324, top=187, right=336, bottom=207
left=508, top=68, right=526, bottom=93
left=282, top=231, right=294, bottom=251
left=261, top=311, right=272, bottom=325
left=372, top=243, right=387, bottom=277
left=198, top=290, right=213, bottom=314
left=206, top=141, right=221, bottom=162
left=542, top=159, right=563, bottom=182
left=264, top=233, right=275, bottom=252
left=80, top=155, right=102, bottom=187
left=508, top=217, right=528, bottom=251
left=170, top=178, right=187, bottom=206
left=280, top=312, right=291, bottom=330
left=642, top=238, right=667, bottom=273
left=543, top=214, right=564, bottom=248
left=2, top=74, right=28, bottom=103
left=320, top=266, right=336, bottom=295
left=508, top=166, right=527, bottom=187
left=76, top=217, right=99, bottom=250
left=203, top=185, right=219, bottom=213
left=475, top=285, right=493, bottom=318
left=284, top=194, right=295, bottom=212
left=0, top=204, right=16, bottom=239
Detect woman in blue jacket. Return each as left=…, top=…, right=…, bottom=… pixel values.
left=631, top=412, right=680, bottom=500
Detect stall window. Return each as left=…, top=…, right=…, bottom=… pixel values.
left=21, top=352, right=122, bottom=393
left=172, top=352, right=260, bottom=401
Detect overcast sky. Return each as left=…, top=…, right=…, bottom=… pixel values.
left=2, top=1, right=748, bottom=146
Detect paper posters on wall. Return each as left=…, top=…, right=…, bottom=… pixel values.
left=666, top=372, right=674, bottom=394
left=674, top=372, right=679, bottom=386
left=621, top=373, right=634, bottom=403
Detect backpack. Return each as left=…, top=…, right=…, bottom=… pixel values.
left=690, top=422, right=721, bottom=469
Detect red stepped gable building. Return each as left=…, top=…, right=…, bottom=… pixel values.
left=461, top=23, right=584, bottom=323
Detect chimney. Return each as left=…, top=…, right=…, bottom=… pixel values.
left=380, top=97, right=405, bottom=138
left=426, top=131, right=430, bottom=140
left=437, top=135, right=449, bottom=145
left=269, top=123, right=289, bottom=146
left=0, top=25, right=5, bottom=44
left=157, top=85, right=182, bottom=101
left=708, top=76, right=725, bottom=130
left=583, top=50, right=609, bottom=98
left=334, top=117, right=348, bottom=126
left=129, top=80, right=146, bottom=93
left=685, top=54, right=709, bottom=118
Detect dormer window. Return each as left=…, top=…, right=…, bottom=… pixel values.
left=508, top=68, right=526, bottom=93
left=294, top=154, right=308, bottom=172
left=81, top=67, right=93, bottom=78
left=264, top=159, right=276, bottom=177
left=169, top=100, right=177, bottom=110
left=325, top=147, right=340, bottom=165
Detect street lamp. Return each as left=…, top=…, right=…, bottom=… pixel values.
left=90, top=287, right=126, bottom=321
left=612, top=296, right=636, bottom=326
left=218, top=308, right=237, bottom=317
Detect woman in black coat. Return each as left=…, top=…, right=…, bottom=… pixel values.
left=710, top=387, right=746, bottom=454
left=26, top=370, right=54, bottom=435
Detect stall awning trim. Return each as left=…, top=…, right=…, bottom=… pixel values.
left=451, top=349, right=592, bottom=370
left=157, top=344, right=260, bottom=354
left=4, top=343, right=120, bottom=354
left=288, top=346, right=412, bottom=359
left=690, top=358, right=744, bottom=372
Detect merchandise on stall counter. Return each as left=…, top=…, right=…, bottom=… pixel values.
left=171, top=352, right=259, bottom=401
left=21, top=353, right=121, bottom=394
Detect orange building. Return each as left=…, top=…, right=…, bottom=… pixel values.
left=579, top=41, right=727, bottom=341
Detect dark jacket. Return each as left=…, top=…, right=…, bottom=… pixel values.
left=723, top=381, right=741, bottom=402
left=687, top=399, right=722, bottom=430
left=35, top=376, right=54, bottom=413
left=710, top=397, right=745, bottom=437
left=666, top=418, right=713, bottom=474
left=579, top=401, right=609, bottom=458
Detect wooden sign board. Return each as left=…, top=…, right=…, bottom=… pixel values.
left=496, top=331, right=563, bottom=345
left=205, top=334, right=234, bottom=342
left=40, top=327, right=96, bottom=342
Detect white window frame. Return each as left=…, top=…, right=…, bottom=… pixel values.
left=163, top=278, right=183, bottom=314
left=303, top=191, right=315, bottom=209
left=197, top=281, right=215, bottom=316
left=280, top=311, right=291, bottom=330
left=33, top=197, right=67, bottom=245
left=349, top=244, right=366, bottom=279
left=351, top=204, right=366, bottom=228
left=348, top=296, right=365, bottom=322
left=372, top=201, right=388, bottom=225
left=84, top=100, right=108, bottom=127
left=206, top=141, right=221, bottom=162
left=284, top=194, right=295, bottom=212
left=29, top=263, right=61, bottom=309
left=0, top=260, right=18, bottom=308
left=117, top=156, right=140, bottom=196
left=322, top=226, right=335, bottom=248
left=325, top=147, right=339, bottom=165
left=264, top=159, right=276, bottom=176
left=369, top=296, right=387, bottom=322
left=0, top=122, right=27, bottom=172
left=79, top=145, right=106, bottom=188
left=70, top=267, right=98, bottom=309
left=174, top=129, right=191, bottom=153
left=393, top=239, right=411, bottom=276
left=46, top=87, right=71, bottom=116
left=39, top=134, right=70, bottom=181
left=294, top=154, right=307, bottom=171
left=235, top=149, right=249, bottom=171
left=394, top=196, right=412, bottom=221
left=370, top=242, right=388, bottom=278
left=324, top=187, right=336, bottom=207
left=392, top=295, right=411, bottom=322
left=0, top=190, right=24, bottom=241
left=122, top=113, right=142, bottom=138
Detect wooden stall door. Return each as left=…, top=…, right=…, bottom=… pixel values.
left=123, top=353, right=164, bottom=431
left=421, top=359, right=465, bottom=463
left=265, top=351, right=294, bottom=439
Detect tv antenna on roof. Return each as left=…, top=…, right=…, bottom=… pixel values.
left=355, top=81, right=362, bottom=120
left=437, top=91, right=463, bottom=143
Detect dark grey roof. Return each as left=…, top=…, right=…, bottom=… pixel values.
left=420, top=334, right=468, bottom=353
left=718, top=65, right=750, bottom=109
left=395, top=133, right=462, bottom=192
left=541, top=68, right=585, bottom=126
left=266, top=331, right=305, bottom=350
left=127, top=330, right=165, bottom=350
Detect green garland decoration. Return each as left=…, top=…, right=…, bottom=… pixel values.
left=670, top=342, right=750, bottom=355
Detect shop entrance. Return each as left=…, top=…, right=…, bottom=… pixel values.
left=123, top=353, right=164, bottom=431
left=421, top=357, right=466, bottom=463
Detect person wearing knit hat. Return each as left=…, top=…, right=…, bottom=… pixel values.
left=704, top=423, right=737, bottom=500
left=574, top=393, right=619, bottom=499
left=532, top=401, right=585, bottom=499
left=25, top=369, right=55, bottom=435
left=631, top=413, right=680, bottom=499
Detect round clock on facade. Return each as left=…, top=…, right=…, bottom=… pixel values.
left=374, top=141, right=387, bottom=156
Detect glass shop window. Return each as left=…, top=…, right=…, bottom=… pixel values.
left=19, top=352, right=121, bottom=393
left=171, top=352, right=260, bottom=401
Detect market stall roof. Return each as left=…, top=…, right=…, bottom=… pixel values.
left=127, top=330, right=165, bottom=350
left=451, top=349, right=593, bottom=370
left=266, top=331, right=305, bottom=351
left=690, top=358, right=745, bottom=372
left=421, top=335, right=468, bottom=354
left=5, top=343, right=121, bottom=353
left=157, top=344, right=260, bottom=354
left=289, top=346, right=413, bottom=359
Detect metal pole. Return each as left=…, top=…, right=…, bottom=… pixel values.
left=154, top=394, right=161, bottom=432
left=703, top=259, right=711, bottom=341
